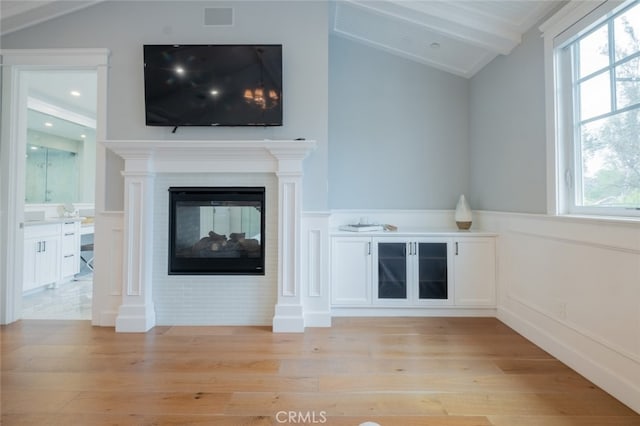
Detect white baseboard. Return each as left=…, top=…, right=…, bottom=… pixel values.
left=331, top=307, right=497, bottom=317
left=498, top=305, right=640, bottom=414
left=94, top=309, right=117, bottom=327
left=272, top=304, right=305, bottom=332
left=304, top=311, right=332, bottom=327
left=115, top=303, right=156, bottom=332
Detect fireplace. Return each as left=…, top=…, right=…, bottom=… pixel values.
left=168, top=187, right=265, bottom=275
left=102, top=139, right=315, bottom=332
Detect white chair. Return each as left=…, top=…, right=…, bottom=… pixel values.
left=80, top=243, right=94, bottom=271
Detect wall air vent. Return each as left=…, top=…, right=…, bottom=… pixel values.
left=204, top=7, right=233, bottom=26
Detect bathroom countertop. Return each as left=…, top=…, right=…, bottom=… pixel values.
left=24, top=217, right=84, bottom=227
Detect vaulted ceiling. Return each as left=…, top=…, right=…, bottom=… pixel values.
left=1, top=0, right=562, bottom=78
left=0, top=0, right=103, bottom=37
left=331, top=1, right=562, bottom=78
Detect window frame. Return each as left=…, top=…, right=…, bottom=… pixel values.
left=542, top=0, right=640, bottom=218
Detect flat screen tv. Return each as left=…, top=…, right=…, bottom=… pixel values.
left=143, top=44, right=282, bottom=127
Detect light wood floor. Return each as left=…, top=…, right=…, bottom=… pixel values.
left=2, top=317, right=639, bottom=425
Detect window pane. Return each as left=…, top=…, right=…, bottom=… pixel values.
left=614, top=3, right=640, bottom=61
left=579, top=25, right=609, bottom=78
left=578, top=109, right=640, bottom=207
left=616, top=56, right=640, bottom=109
left=579, top=71, right=611, bottom=120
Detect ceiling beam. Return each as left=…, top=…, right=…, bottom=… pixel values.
left=347, top=0, right=521, bottom=55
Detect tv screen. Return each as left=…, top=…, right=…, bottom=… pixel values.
left=143, top=44, right=282, bottom=127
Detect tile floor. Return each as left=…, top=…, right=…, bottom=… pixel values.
left=21, top=272, right=92, bottom=320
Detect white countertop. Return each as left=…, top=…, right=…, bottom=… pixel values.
left=24, top=217, right=84, bottom=227
left=331, top=227, right=497, bottom=237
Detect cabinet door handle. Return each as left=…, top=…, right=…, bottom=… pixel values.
left=37, top=241, right=41, bottom=253
left=64, top=232, right=75, bottom=236
left=414, top=242, right=417, bottom=256
left=367, top=242, right=371, bottom=255
left=64, top=254, right=74, bottom=258
left=42, top=241, right=46, bottom=252
left=455, top=242, right=459, bottom=256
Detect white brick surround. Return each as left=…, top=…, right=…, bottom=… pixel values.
left=153, top=173, right=277, bottom=326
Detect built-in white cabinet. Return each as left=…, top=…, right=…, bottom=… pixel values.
left=330, top=232, right=496, bottom=311
left=330, top=237, right=372, bottom=305
left=60, top=221, right=81, bottom=279
left=374, top=237, right=452, bottom=306
left=452, top=237, right=496, bottom=306
left=23, top=224, right=61, bottom=292
left=23, top=220, right=81, bottom=293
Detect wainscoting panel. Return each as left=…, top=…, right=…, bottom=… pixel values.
left=92, top=211, right=124, bottom=326
left=506, top=228, right=640, bottom=360
left=301, top=212, right=331, bottom=327
left=477, top=211, right=640, bottom=413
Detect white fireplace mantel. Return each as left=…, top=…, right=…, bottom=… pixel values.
left=102, top=139, right=316, bottom=333
left=103, top=139, right=315, bottom=173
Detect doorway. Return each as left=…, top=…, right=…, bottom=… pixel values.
left=0, top=49, right=109, bottom=325
left=20, top=70, right=97, bottom=320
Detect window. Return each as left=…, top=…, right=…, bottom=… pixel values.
left=551, top=0, right=640, bottom=217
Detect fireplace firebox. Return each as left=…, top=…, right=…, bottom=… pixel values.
left=168, top=187, right=265, bottom=275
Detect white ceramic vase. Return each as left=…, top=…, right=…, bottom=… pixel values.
left=455, top=194, right=472, bottom=230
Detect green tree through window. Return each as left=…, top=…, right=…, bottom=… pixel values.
left=570, top=1, right=640, bottom=211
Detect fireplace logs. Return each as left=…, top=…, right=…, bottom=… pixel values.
left=186, top=231, right=261, bottom=258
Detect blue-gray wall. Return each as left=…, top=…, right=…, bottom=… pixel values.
left=468, top=25, right=547, bottom=214
left=328, top=35, right=470, bottom=209
left=1, top=0, right=329, bottom=211
left=3, top=1, right=552, bottom=214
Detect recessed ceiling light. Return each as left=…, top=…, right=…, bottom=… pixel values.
left=430, top=42, right=441, bottom=50
left=44, top=122, right=53, bottom=127
left=70, top=90, right=81, bottom=97
left=80, top=134, right=87, bottom=139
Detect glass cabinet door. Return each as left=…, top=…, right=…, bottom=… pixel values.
left=377, top=242, right=407, bottom=299
left=417, top=242, right=448, bottom=299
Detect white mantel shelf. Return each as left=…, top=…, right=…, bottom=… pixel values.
left=102, top=139, right=316, bottom=333
left=102, top=139, right=316, bottom=174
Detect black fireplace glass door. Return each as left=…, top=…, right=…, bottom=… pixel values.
left=169, top=187, right=265, bottom=275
